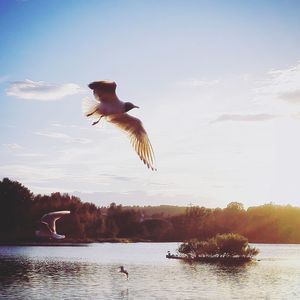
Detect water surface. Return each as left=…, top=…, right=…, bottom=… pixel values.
left=0, top=243, right=299, bottom=299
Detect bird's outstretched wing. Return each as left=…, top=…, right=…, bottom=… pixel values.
left=41, top=211, right=70, bottom=233
left=107, top=113, right=156, bottom=170
left=88, top=80, right=118, bottom=103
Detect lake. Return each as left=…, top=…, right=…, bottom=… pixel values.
left=0, top=243, right=299, bottom=299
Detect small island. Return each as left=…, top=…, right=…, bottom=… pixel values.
left=167, top=233, right=259, bottom=263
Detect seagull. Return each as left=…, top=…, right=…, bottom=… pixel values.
left=35, top=210, right=70, bottom=240
left=118, top=266, right=128, bottom=279
left=82, top=80, right=156, bottom=171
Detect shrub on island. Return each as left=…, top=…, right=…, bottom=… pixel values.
left=177, top=233, right=259, bottom=261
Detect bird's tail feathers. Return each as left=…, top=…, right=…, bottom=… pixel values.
left=82, top=97, right=101, bottom=118
left=52, top=233, right=66, bottom=239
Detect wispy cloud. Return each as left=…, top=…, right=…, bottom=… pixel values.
left=51, top=122, right=88, bottom=130
left=16, top=152, right=46, bottom=158
left=279, top=90, right=300, bottom=104
left=0, top=164, right=65, bottom=183
left=213, top=113, right=278, bottom=123
left=72, top=190, right=204, bottom=207
left=34, top=131, right=91, bottom=144
left=6, top=79, right=81, bottom=100
left=100, top=173, right=134, bottom=182
left=2, top=143, right=23, bottom=150
left=256, top=62, right=300, bottom=104
left=177, top=78, right=220, bottom=87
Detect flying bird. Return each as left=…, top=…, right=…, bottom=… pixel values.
left=83, top=80, right=156, bottom=171
left=35, top=210, right=70, bottom=240
left=118, top=266, right=128, bottom=279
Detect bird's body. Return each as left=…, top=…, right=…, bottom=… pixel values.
left=85, top=80, right=135, bottom=117
left=83, top=80, right=156, bottom=170
left=35, top=210, right=70, bottom=240
left=119, top=266, right=128, bottom=279
left=96, top=99, right=125, bottom=116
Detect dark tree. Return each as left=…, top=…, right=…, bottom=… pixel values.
left=0, top=178, right=33, bottom=239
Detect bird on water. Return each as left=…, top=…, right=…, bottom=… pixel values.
left=35, top=210, right=70, bottom=240
left=82, top=80, right=156, bottom=171
left=118, top=266, right=129, bottom=279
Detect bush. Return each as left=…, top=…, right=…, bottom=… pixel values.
left=178, top=233, right=259, bottom=259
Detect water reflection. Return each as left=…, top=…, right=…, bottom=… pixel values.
left=213, top=260, right=256, bottom=274
left=0, top=258, right=30, bottom=284
left=179, top=257, right=256, bottom=277
left=0, top=243, right=299, bottom=299
left=119, top=287, right=129, bottom=299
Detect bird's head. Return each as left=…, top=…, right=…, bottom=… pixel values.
left=124, top=102, right=139, bottom=112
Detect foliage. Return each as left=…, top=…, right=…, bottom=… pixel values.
left=1, top=178, right=300, bottom=243
left=0, top=178, right=33, bottom=239
left=178, top=233, right=259, bottom=259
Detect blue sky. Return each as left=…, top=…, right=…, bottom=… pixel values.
left=1, top=0, right=300, bottom=208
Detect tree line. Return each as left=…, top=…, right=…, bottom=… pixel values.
left=0, top=178, right=299, bottom=243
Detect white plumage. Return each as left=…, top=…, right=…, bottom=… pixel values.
left=83, top=80, right=156, bottom=171
left=35, top=210, right=70, bottom=240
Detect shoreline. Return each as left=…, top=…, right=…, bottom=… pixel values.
left=165, top=253, right=260, bottom=264
left=1, top=240, right=300, bottom=246
left=0, top=237, right=153, bottom=246
left=166, top=253, right=253, bottom=262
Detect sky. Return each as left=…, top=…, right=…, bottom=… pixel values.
left=1, top=0, right=300, bottom=208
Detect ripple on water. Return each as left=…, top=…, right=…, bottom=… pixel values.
left=0, top=243, right=300, bottom=299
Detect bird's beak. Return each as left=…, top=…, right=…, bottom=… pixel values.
left=134, top=105, right=139, bottom=109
